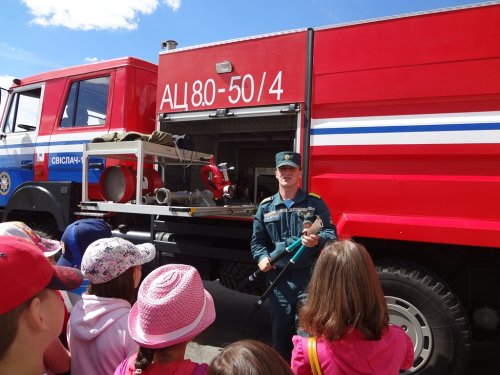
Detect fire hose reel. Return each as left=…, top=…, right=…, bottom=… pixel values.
left=99, top=165, right=163, bottom=203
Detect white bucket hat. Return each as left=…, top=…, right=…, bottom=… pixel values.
left=81, top=237, right=156, bottom=284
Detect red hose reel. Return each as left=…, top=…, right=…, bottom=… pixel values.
left=100, top=157, right=233, bottom=203
left=99, top=165, right=163, bottom=203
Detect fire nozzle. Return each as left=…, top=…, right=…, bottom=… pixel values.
left=218, top=162, right=230, bottom=181
left=218, top=162, right=235, bottom=199
left=155, top=188, right=211, bottom=206
left=155, top=187, right=172, bottom=205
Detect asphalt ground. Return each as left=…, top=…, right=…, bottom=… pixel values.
left=186, top=280, right=272, bottom=364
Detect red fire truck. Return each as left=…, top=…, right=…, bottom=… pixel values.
left=1, top=2, right=500, bottom=373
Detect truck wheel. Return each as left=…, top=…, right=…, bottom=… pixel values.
left=219, top=261, right=267, bottom=296
left=377, top=261, right=471, bottom=375
left=27, top=219, right=60, bottom=240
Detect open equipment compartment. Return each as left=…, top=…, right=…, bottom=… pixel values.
left=80, top=140, right=256, bottom=217
left=159, top=106, right=299, bottom=207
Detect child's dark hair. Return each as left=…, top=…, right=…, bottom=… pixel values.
left=299, top=240, right=389, bottom=341
left=0, top=300, right=29, bottom=360
left=134, top=346, right=155, bottom=374
left=208, top=339, right=293, bottom=375
left=87, top=266, right=137, bottom=305
left=0, top=293, right=40, bottom=360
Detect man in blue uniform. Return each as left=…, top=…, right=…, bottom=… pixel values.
left=251, top=151, right=337, bottom=361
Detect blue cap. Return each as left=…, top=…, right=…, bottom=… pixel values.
left=275, top=151, right=301, bottom=169
left=57, top=219, right=111, bottom=268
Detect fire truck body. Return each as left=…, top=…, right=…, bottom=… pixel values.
left=310, top=4, right=500, bottom=249
left=1, top=2, right=500, bottom=373
left=306, top=5, right=500, bottom=372
left=153, top=3, right=500, bottom=374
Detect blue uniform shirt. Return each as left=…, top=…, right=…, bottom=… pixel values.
left=251, top=188, right=337, bottom=269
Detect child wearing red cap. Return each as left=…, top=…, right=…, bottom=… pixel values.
left=0, top=220, right=72, bottom=354
left=0, top=236, right=83, bottom=375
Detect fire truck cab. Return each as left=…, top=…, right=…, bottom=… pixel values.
left=0, top=58, right=157, bottom=234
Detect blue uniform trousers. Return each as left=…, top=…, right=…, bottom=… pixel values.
left=265, top=266, right=310, bottom=362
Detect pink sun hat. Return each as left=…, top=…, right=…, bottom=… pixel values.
left=0, top=221, right=63, bottom=258
left=128, top=264, right=216, bottom=349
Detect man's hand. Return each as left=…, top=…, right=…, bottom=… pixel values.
left=301, top=232, right=320, bottom=248
left=258, top=257, right=272, bottom=272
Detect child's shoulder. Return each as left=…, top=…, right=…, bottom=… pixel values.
left=388, top=324, right=407, bottom=335
left=387, top=324, right=413, bottom=345
left=171, top=360, right=207, bottom=375
left=192, top=362, right=209, bottom=375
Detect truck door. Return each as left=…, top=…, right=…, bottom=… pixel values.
left=47, top=75, right=112, bottom=191
left=0, top=84, right=43, bottom=206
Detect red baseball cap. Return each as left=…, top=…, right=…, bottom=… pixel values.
left=0, top=236, right=83, bottom=314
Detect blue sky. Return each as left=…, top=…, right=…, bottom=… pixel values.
left=0, top=0, right=493, bottom=88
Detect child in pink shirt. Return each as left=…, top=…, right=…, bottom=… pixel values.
left=114, top=264, right=216, bottom=375
left=291, top=240, right=414, bottom=375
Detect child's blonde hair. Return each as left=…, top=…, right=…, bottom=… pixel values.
left=208, top=339, right=293, bottom=375
left=299, top=240, right=388, bottom=340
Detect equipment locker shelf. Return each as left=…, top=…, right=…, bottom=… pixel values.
left=80, top=140, right=256, bottom=217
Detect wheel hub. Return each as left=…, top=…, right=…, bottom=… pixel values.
left=386, top=295, right=432, bottom=372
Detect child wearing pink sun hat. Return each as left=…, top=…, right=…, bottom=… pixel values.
left=114, top=264, right=216, bottom=375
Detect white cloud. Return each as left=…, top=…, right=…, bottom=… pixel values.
left=21, top=0, right=182, bottom=31
left=165, top=0, right=181, bottom=12
left=0, top=75, right=15, bottom=89
left=84, top=57, right=100, bottom=63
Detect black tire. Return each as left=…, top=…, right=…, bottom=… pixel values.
left=219, top=261, right=267, bottom=296
left=377, top=261, right=471, bottom=375
left=27, top=220, right=60, bottom=240
left=26, top=217, right=62, bottom=261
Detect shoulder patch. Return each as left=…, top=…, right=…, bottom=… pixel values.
left=259, top=196, right=272, bottom=205
left=308, top=192, right=321, bottom=199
